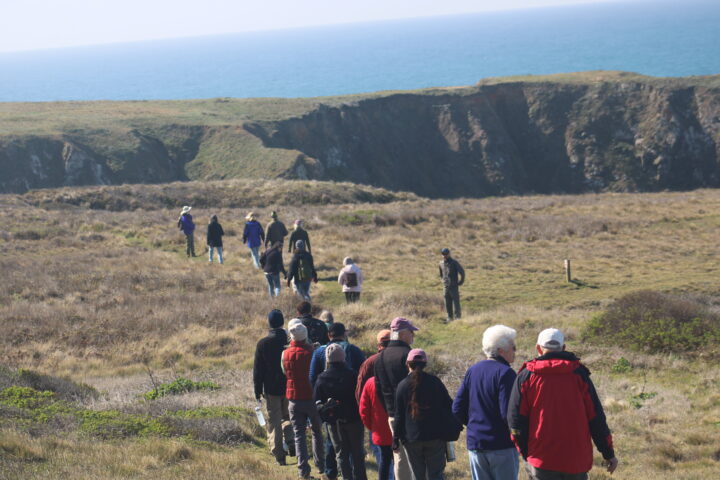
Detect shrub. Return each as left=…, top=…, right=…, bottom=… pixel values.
left=611, top=357, right=633, bottom=373
left=143, top=378, right=220, bottom=401
left=583, top=291, right=720, bottom=354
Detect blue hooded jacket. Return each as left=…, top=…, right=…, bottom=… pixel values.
left=242, top=220, right=265, bottom=248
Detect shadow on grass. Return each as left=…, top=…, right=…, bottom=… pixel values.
left=569, top=278, right=599, bottom=289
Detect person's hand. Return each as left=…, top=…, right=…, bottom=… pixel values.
left=603, top=457, right=618, bottom=474
left=391, top=439, right=400, bottom=452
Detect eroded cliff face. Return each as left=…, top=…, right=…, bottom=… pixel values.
left=1, top=79, right=719, bottom=197
left=248, top=82, right=720, bottom=197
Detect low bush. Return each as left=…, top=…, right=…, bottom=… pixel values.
left=583, top=290, right=720, bottom=354
left=143, top=378, right=220, bottom=401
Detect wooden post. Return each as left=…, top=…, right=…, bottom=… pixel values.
left=564, top=259, right=572, bottom=283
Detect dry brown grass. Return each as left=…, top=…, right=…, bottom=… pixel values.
left=1, top=183, right=720, bottom=479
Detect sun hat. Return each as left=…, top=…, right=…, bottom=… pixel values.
left=181, top=206, right=192, bottom=215
left=537, top=328, right=564, bottom=350
left=246, top=211, right=257, bottom=220
left=390, top=317, right=419, bottom=332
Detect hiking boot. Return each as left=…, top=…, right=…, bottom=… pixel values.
left=276, top=457, right=287, bottom=466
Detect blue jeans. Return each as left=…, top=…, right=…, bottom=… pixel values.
left=295, top=280, right=311, bottom=301
left=208, top=246, right=223, bottom=264
left=265, top=273, right=281, bottom=297
left=249, top=246, right=261, bottom=268
left=468, top=447, right=519, bottom=480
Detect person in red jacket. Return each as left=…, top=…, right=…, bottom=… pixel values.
left=359, top=376, right=393, bottom=480
left=507, top=328, right=619, bottom=480
left=282, top=323, right=327, bottom=480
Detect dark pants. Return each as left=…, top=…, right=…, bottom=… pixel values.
left=185, top=234, right=195, bottom=256
left=328, top=420, right=368, bottom=480
left=288, top=399, right=325, bottom=478
left=345, top=291, right=361, bottom=303
left=378, top=445, right=394, bottom=480
left=525, top=463, right=588, bottom=480
left=404, top=439, right=447, bottom=480
left=324, top=423, right=338, bottom=478
left=444, top=285, right=461, bottom=320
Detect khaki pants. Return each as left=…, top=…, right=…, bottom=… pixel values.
left=388, top=417, right=412, bottom=480
left=265, top=395, right=294, bottom=462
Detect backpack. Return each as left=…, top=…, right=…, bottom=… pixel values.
left=297, top=257, right=312, bottom=282
left=345, top=272, right=358, bottom=288
left=316, top=398, right=341, bottom=423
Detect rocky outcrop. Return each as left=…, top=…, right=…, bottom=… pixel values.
left=1, top=76, right=719, bottom=197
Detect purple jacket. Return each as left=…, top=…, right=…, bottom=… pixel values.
left=242, top=220, right=265, bottom=248
left=178, top=214, right=195, bottom=235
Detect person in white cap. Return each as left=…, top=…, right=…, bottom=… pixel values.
left=177, top=206, right=196, bottom=257
left=507, top=328, right=619, bottom=480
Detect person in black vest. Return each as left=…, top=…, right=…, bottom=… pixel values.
left=253, top=310, right=295, bottom=465
left=206, top=214, right=224, bottom=264
left=287, top=240, right=317, bottom=302
left=260, top=241, right=286, bottom=298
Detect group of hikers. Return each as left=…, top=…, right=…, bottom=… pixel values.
left=254, top=302, right=619, bottom=480
left=177, top=207, right=363, bottom=303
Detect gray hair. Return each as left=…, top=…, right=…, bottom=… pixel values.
left=319, top=310, right=334, bottom=324
left=390, top=330, right=401, bottom=341
left=482, top=325, right=517, bottom=358
left=343, top=257, right=354, bottom=265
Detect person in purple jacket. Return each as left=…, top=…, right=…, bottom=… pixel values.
left=177, top=206, right=196, bottom=257
left=452, top=325, right=519, bottom=480
left=242, top=211, right=265, bottom=268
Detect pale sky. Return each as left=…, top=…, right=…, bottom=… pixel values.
left=3, top=0, right=626, bottom=53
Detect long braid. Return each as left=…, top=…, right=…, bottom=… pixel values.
left=408, top=360, right=427, bottom=420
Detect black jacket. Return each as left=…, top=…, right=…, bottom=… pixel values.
left=439, top=257, right=465, bottom=287
left=253, top=328, right=288, bottom=399
left=206, top=221, right=224, bottom=247
left=260, top=246, right=286, bottom=276
left=297, top=313, right=329, bottom=345
left=313, top=362, right=361, bottom=423
left=265, top=220, right=289, bottom=247
left=287, top=251, right=317, bottom=284
left=373, top=340, right=411, bottom=417
left=288, top=228, right=311, bottom=254
left=394, top=371, right=453, bottom=444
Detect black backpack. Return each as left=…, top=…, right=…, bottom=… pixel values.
left=316, top=398, right=341, bottom=423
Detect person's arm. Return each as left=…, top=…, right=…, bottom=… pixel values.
left=288, top=231, right=295, bottom=253
left=351, top=345, right=366, bottom=373
left=392, top=384, right=406, bottom=448
left=359, top=380, right=374, bottom=432
left=281, top=224, right=288, bottom=237
left=242, top=224, right=248, bottom=244
left=264, top=224, right=270, bottom=247
left=309, top=348, right=324, bottom=386
left=439, top=264, right=443, bottom=280
left=252, top=343, right=264, bottom=400
left=507, top=369, right=531, bottom=459
left=280, top=254, right=287, bottom=278
left=457, top=261, right=465, bottom=286
left=259, top=250, right=267, bottom=268
left=581, top=370, right=616, bottom=463
left=259, top=225, right=265, bottom=243
left=498, top=368, right=517, bottom=424
left=310, top=255, right=318, bottom=283
left=206, top=226, right=212, bottom=244
left=287, top=257, right=297, bottom=285
left=280, top=350, right=287, bottom=376
left=305, top=232, right=311, bottom=254
left=452, top=370, right=470, bottom=425
left=338, top=269, right=345, bottom=286
left=313, top=376, right=327, bottom=404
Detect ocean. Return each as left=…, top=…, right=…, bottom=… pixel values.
left=0, top=0, right=718, bottom=102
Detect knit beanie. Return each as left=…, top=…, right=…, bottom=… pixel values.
left=325, top=343, right=346, bottom=364
left=268, top=309, right=284, bottom=329
left=289, top=323, right=308, bottom=342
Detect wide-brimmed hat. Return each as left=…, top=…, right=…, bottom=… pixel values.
left=246, top=211, right=257, bottom=220
left=181, top=206, right=192, bottom=215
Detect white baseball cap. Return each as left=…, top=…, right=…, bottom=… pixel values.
left=537, top=328, right=564, bottom=350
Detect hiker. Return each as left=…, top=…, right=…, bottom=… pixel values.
left=393, top=349, right=454, bottom=480
left=253, top=310, right=295, bottom=465
left=265, top=210, right=289, bottom=248
left=281, top=323, right=326, bottom=480
left=289, top=219, right=312, bottom=254
left=287, top=240, right=317, bottom=302
left=177, top=205, right=196, bottom=257
left=309, top=322, right=366, bottom=480
left=359, top=374, right=394, bottom=480
left=453, top=325, right=519, bottom=480
left=242, top=211, right=265, bottom=268
left=320, top=310, right=334, bottom=330
left=314, top=344, right=368, bottom=480
left=338, top=257, right=363, bottom=303
left=356, top=329, right=394, bottom=480
left=260, top=241, right=286, bottom=298
left=508, top=328, right=618, bottom=480
left=439, top=248, right=465, bottom=322
left=292, top=301, right=329, bottom=346
left=374, top=317, right=419, bottom=480
left=206, top=214, right=225, bottom=264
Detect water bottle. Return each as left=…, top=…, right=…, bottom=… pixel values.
left=445, top=441, right=456, bottom=462
left=255, top=402, right=266, bottom=427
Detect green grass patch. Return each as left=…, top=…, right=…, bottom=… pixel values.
left=142, top=378, right=220, bottom=401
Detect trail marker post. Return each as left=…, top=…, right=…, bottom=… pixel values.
left=564, top=259, right=572, bottom=283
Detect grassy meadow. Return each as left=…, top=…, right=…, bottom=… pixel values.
left=1, top=179, right=719, bottom=479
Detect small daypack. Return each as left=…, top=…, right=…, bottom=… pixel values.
left=316, top=398, right=341, bottom=423
left=297, top=257, right=312, bottom=282
left=345, top=272, right=358, bottom=288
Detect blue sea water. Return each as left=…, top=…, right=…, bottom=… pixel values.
left=0, top=0, right=718, bottom=102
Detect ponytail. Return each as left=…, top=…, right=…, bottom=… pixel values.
left=408, top=360, right=427, bottom=420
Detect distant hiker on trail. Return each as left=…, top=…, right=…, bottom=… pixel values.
left=393, top=348, right=456, bottom=480
left=260, top=241, right=286, bottom=298
left=177, top=206, right=196, bottom=257
left=453, top=325, right=519, bottom=480
left=338, top=257, right=363, bottom=303
left=265, top=210, right=289, bottom=249
left=508, top=328, right=618, bottom=480
left=292, top=301, right=329, bottom=346
left=253, top=309, right=295, bottom=465
left=289, top=219, right=311, bottom=254
left=281, top=323, right=326, bottom=479
left=242, top=212, right=265, bottom=268
left=314, top=343, right=368, bottom=480
left=439, top=248, right=465, bottom=322
left=206, top=214, right=224, bottom=264
left=374, top=317, right=419, bottom=480
left=287, top=240, right=317, bottom=302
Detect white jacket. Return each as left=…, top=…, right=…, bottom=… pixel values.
left=338, top=264, right=363, bottom=292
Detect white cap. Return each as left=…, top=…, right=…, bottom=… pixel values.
left=289, top=323, right=307, bottom=342
left=537, top=328, right=564, bottom=350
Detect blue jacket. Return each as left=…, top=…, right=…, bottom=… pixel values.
left=178, top=214, right=195, bottom=235
left=309, top=340, right=366, bottom=386
left=242, top=220, right=265, bottom=248
left=452, top=357, right=516, bottom=451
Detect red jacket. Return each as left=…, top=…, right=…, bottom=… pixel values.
left=507, top=351, right=614, bottom=474
left=283, top=340, right=314, bottom=401
left=359, top=377, right=392, bottom=446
